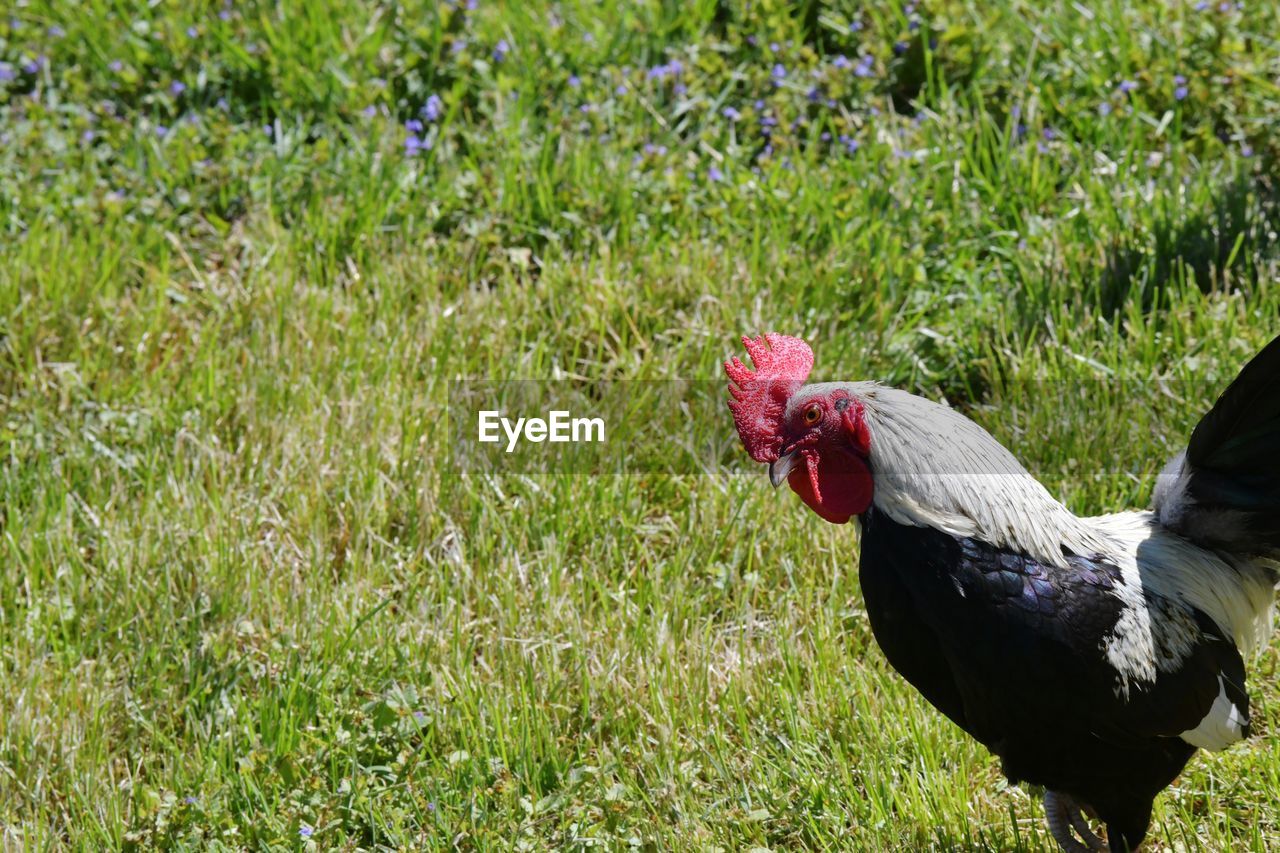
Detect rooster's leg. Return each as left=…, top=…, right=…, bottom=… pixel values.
left=1045, top=791, right=1107, bottom=852
left=1066, top=801, right=1106, bottom=851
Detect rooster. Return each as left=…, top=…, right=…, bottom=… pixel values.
left=725, top=333, right=1280, bottom=852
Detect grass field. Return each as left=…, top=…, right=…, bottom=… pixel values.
left=4, top=0, right=1280, bottom=849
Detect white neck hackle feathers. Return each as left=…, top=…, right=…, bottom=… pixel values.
left=793, top=382, right=1115, bottom=568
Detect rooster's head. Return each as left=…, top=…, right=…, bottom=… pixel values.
left=725, top=333, right=873, bottom=524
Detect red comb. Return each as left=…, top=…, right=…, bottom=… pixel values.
left=724, top=333, right=814, bottom=463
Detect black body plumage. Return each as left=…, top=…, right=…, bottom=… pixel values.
left=857, top=506, right=1249, bottom=851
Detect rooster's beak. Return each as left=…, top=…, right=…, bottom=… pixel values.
left=769, top=450, right=797, bottom=488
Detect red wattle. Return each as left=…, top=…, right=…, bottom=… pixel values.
left=787, top=449, right=873, bottom=524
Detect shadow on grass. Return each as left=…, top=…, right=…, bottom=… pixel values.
left=1097, top=172, right=1280, bottom=316
left=923, top=825, right=1051, bottom=853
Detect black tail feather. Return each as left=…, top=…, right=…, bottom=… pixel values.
left=1153, top=335, right=1280, bottom=555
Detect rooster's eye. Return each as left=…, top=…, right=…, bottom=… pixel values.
left=803, top=403, right=822, bottom=426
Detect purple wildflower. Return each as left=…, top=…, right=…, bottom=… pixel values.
left=22, top=57, right=41, bottom=74
left=769, top=42, right=780, bottom=52
left=0, top=63, right=13, bottom=82
left=1175, top=85, right=1188, bottom=101
left=300, top=825, right=313, bottom=839
left=1117, top=79, right=1138, bottom=94
left=263, top=124, right=273, bottom=137
left=1241, top=144, right=1253, bottom=157
left=908, top=19, right=920, bottom=31
left=404, top=134, right=429, bottom=155
left=855, top=55, right=874, bottom=78
left=169, top=81, right=186, bottom=96
left=1098, top=102, right=1112, bottom=116
left=673, top=82, right=687, bottom=95
left=406, top=118, right=424, bottom=133
left=109, top=60, right=123, bottom=72
left=771, top=63, right=786, bottom=82
left=614, top=84, right=626, bottom=96
left=1043, top=127, right=1057, bottom=140
left=646, top=60, right=682, bottom=82
left=362, top=105, right=377, bottom=118
left=708, top=165, right=725, bottom=182
left=746, top=35, right=758, bottom=47
left=722, top=106, right=741, bottom=121
left=155, top=124, right=169, bottom=137
left=807, top=86, right=821, bottom=102
left=422, top=94, right=443, bottom=121
left=833, top=54, right=851, bottom=69
left=893, top=41, right=909, bottom=55
left=184, top=796, right=199, bottom=805
left=850, top=20, right=864, bottom=32
left=567, top=74, right=580, bottom=88
left=219, top=9, right=231, bottom=20
left=493, top=39, right=509, bottom=62
left=106, top=190, right=126, bottom=202
left=216, top=97, right=229, bottom=110
left=48, top=25, right=65, bottom=38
